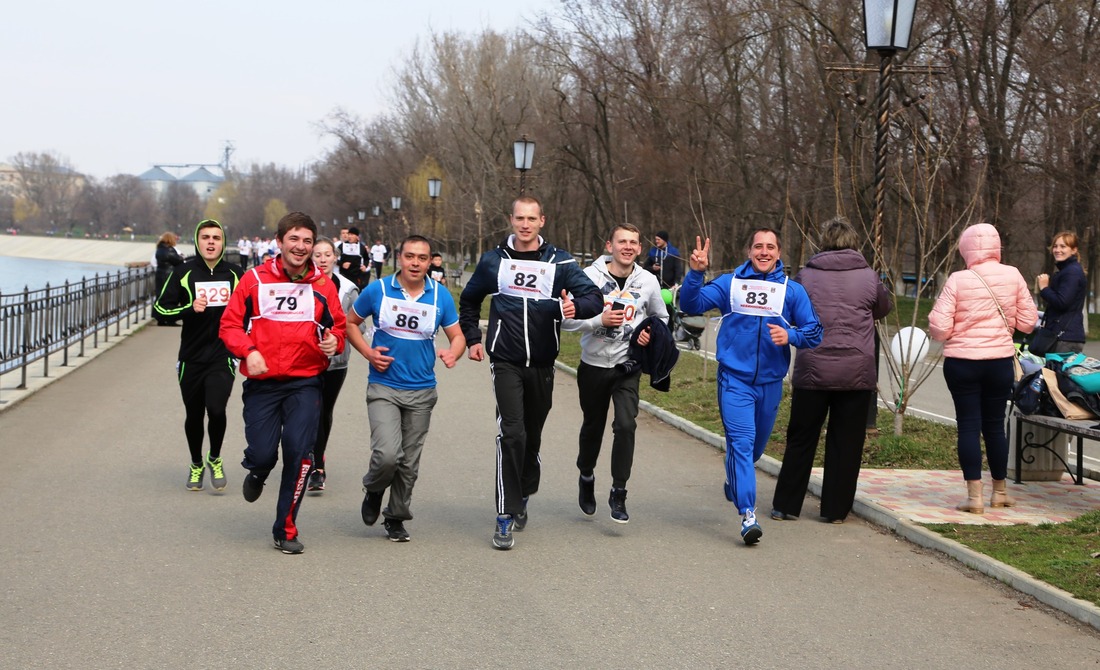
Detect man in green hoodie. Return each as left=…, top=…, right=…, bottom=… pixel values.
left=155, top=219, right=243, bottom=491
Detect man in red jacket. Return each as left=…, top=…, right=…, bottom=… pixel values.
left=219, top=212, right=346, bottom=554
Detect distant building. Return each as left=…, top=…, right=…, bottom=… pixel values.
left=0, top=162, right=19, bottom=198
left=179, top=167, right=223, bottom=199
left=138, top=165, right=225, bottom=202
left=137, top=166, right=176, bottom=199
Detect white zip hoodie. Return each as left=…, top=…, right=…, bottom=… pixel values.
left=562, top=256, right=668, bottom=368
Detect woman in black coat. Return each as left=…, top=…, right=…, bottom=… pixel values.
left=154, top=232, right=183, bottom=325
left=1036, top=231, right=1087, bottom=353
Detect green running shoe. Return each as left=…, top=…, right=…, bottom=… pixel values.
left=206, top=456, right=227, bottom=491
left=186, top=463, right=204, bottom=491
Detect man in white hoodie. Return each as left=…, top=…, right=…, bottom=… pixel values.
left=562, top=223, right=668, bottom=523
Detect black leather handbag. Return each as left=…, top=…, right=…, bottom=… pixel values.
left=1029, top=327, right=1060, bottom=357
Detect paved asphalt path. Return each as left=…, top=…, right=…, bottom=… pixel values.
left=2, top=325, right=1098, bottom=668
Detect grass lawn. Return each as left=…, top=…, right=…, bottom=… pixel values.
left=926, top=512, right=1100, bottom=606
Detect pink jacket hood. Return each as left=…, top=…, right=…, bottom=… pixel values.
left=958, top=223, right=1001, bottom=268
left=928, top=224, right=1038, bottom=359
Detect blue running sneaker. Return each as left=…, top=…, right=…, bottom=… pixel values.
left=723, top=479, right=735, bottom=502
left=493, top=515, right=515, bottom=550
left=741, top=512, right=762, bottom=545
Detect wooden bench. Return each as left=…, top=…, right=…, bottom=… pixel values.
left=1011, top=410, right=1095, bottom=485
left=448, top=268, right=463, bottom=287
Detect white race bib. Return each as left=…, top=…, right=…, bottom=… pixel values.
left=497, top=259, right=556, bottom=299
left=194, top=280, right=231, bottom=307
left=257, top=283, right=315, bottom=322
left=729, top=277, right=787, bottom=318
left=378, top=294, right=437, bottom=340
left=604, top=290, right=641, bottom=324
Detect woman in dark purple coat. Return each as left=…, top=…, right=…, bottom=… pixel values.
left=771, top=218, right=892, bottom=523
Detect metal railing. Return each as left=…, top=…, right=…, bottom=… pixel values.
left=0, top=267, right=156, bottom=398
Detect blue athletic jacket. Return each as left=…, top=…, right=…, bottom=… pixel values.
left=680, top=259, right=822, bottom=385
left=459, top=237, right=602, bottom=367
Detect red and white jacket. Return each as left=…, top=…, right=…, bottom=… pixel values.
left=219, top=255, right=346, bottom=380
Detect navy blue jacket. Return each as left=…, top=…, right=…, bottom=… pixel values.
left=1040, top=255, right=1086, bottom=342
left=460, top=237, right=602, bottom=367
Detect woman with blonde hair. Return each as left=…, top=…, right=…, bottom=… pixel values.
left=929, top=223, right=1038, bottom=513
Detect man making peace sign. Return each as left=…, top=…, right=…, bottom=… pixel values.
left=679, top=229, right=822, bottom=545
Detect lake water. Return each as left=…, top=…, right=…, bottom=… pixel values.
left=0, top=257, right=130, bottom=294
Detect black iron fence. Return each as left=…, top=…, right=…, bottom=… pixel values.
left=0, top=267, right=156, bottom=394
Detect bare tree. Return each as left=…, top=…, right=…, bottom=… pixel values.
left=10, top=151, right=83, bottom=232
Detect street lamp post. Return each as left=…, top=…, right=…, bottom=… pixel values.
left=428, top=177, right=442, bottom=245
left=391, top=196, right=403, bottom=272
left=862, top=0, right=918, bottom=274
left=513, top=135, right=535, bottom=194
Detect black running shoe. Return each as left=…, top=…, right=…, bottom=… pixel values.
left=242, top=473, right=264, bottom=503
left=514, top=496, right=529, bottom=531
left=274, top=537, right=304, bottom=554
left=307, top=469, right=326, bottom=492
left=609, top=487, right=629, bottom=524
left=383, top=518, right=410, bottom=542
left=579, top=475, right=596, bottom=516
left=361, top=489, right=383, bottom=526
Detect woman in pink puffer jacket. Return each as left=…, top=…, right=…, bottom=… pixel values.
left=929, top=223, right=1038, bottom=514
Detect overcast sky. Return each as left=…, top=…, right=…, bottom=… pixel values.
left=2, top=0, right=558, bottom=179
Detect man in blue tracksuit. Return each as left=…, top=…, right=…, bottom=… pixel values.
left=460, top=195, right=603, bottom=550
left=680, top=229, right=822, bottom=545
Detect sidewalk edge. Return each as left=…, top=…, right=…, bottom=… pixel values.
left=554, top=360, right=1100, bottom=631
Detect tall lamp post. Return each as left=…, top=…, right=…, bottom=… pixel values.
left=513, top=135, right=535, bottom=194
left=427, top=177, right=442, bottom=243
left=862, top=0, right=918, bottom=274
left=391, top=196, right=403, bottom=272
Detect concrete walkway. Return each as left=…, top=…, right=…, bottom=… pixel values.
left=0, top=233, right=193, bottom=265
left=2, top=325, right=1099, bottom=668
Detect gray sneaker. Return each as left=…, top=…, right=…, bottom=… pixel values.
left=493, top=515, right=514, bottom=550
left=186, top=463, right=204, bottom=491
left=206, top=456, right=226, bottom=491
left=514, top=497, right=529, bottom=531
left=274, top=537, right=304, bottom=554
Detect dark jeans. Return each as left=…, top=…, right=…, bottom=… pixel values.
left=942, top=357, right=1014, bottom=480
left=773, top=388, right=871, bottom=521
left=576, top=361, right=641, bottom=489
left=490, top=361, right=555, bottom=516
